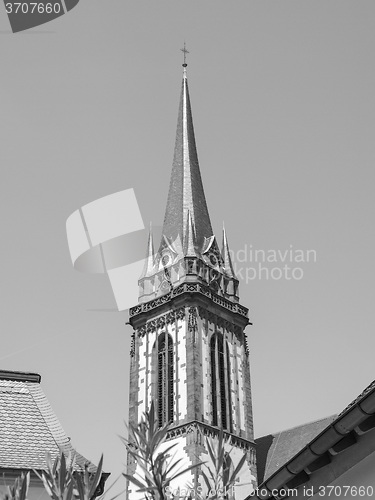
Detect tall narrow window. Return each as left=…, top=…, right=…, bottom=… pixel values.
left=157, top=332, right=174, bottom=426
left=210, top=333, right=232, bottom=432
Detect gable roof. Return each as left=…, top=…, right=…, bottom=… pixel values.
left=252, top=379, right=375, bottom=499
left=255, top=415, right=337, bottom=483
left=0, top=370, right=97, bottom=473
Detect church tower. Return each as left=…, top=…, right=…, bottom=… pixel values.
left=126, top=61, right=257, bottom=499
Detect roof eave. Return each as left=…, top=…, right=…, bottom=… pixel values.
left=252, top=383, right=375, bottom=499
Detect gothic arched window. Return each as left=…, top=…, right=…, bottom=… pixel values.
left=157, top=332, right=174, bottom=426
left=210, top=332, right=232, bottom=432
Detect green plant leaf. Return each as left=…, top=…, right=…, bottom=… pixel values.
left=74, top=473, right=86, bottom=500
left=62, top=479, right=74, bottom=500
left=200, top=469, right=212, bottom=493
left=205, top=438, right=216, bottom=469
left=59, top=453, right=66, bottom=495
left=169, top=462, right=201, bottom=483
left=88, top=455, right=104, bottom=499
left=20, top=473, right=30, bottom=500
left=122, top=473, right=147, bottom=491
left=228, top=453, right=247, bottom=486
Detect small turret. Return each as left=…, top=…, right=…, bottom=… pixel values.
left=221, top=224, right=239, bottom=298
left=183, top=210, right=198, bottom=258
left=222, top=224, right=236, bottom=279
left=140, top=223, right=155, bottom=279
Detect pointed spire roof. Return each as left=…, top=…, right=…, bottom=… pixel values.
left=222, top=224, right=236, bottom=279
left=162, top=64, right=213, bottom=249
left=140, top=223, right=154, bottom=278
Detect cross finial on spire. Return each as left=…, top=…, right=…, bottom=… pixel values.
left=181, top=43, right=189, bottom=67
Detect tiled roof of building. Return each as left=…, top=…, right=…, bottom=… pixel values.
left=338, top=379, right=375, bottom=417
left=255, top=415, right=337, bottom=483
left=0, top=370, right=96, bottom=472
left=251, top=379, right=375, bottom=499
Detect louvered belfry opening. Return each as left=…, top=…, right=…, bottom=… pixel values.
left=210, top=332, right=232, bottom=432
left=157, top=332, right=174, bottom=426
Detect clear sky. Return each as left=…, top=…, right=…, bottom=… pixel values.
left=1, top=0, right=375, bottom=495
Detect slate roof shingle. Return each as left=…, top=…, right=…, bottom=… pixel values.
left=162, top=69, right=214, bottom=248
left=0, top=371, right=96, bottom=473
left=255, top=415, right=337, bottom=483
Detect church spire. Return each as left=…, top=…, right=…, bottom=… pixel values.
left=162, top=59, right=213, bottom=249
left=127, top=63, right=256, bottom=500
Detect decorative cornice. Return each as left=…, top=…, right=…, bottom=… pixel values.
left=137, top=307, right=185, bottom=337
left=130, top=282, right=248, bottom=319
left=198, top=307, right=235, bottom=328
left=165, top=420, right=256, bottom=457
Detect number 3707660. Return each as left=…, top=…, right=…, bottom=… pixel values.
left=5, top=3, right=62, bottom=14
